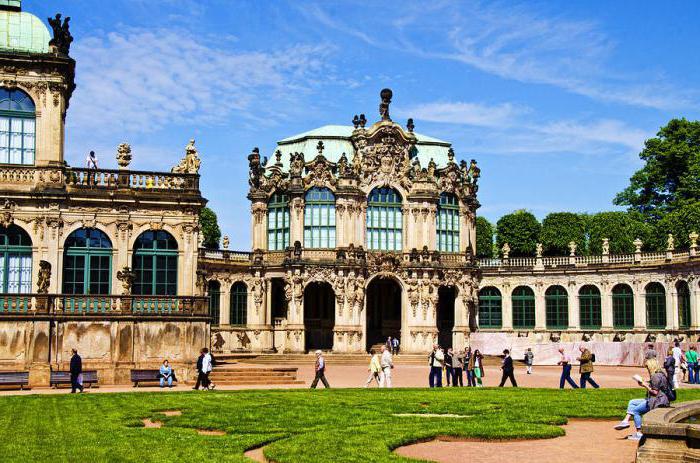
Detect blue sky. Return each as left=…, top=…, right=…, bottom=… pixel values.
left=30, top=0, right=700, bottom=249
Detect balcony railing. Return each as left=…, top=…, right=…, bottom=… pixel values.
left=478, top=249, right=695, bottom=269
left=0, top=294, right=209, bottom=316
left=65, top=168, right=199, bottom=192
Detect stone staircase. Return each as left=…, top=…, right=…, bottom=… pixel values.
left=214, top=352, right=503, bottom=367
left=208, top=365, right=304, bottom=386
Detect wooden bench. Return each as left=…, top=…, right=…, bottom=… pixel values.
left=0, top=371, right=29, bottom=390
left=50, top=370, right=99, bottom=388
left=131, top=369, right=178, bottom=387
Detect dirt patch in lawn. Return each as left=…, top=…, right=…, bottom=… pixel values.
left=158, top=410, right=182, bottom=416
left=244, top=446, right=268, bottom=462
left=394, top=420, right=637, bottom=463
left=392, top=413, right=472, bottom=419
left=142, top=419, right=162, bottom=428
left=197, top=429, right=226, bottom=436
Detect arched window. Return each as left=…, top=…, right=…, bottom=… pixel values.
left=437, top=193, right=460, bottom=253
left=304, top=187, right=335, bottom=248
left=0, top=88, right=35, bottom=165
left=267, top=192, right=290, bottom=251
left=207, top=280, right=221, bottom=325
left=133, top=231, right=178, bottom=296
left=545, top=285, right=568, bottom=329
left=230, top=282, right=248, bottom=325
left=63, top=228, right=112, bottom=296
left=612, top=284, right=634, bottom=329
left=512, top=286, right=535, bottom=329
left=579, top=285, right=601, bottom=330
left=678, top=281, right=691, bottom=330
left=0, top=225, right=32, bottom=294
left=478, top=287, right=502, bottom=328
left=367, top=187, right=402, bottom=251
left=645, top=282, right=666, bottom=329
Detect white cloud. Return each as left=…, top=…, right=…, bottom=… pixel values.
left=396, top=101, right=529, bottom=128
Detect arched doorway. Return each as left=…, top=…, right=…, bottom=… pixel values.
left=304, top=282, right=335, bottom=351
left=437, top=286, right=456, bottom=348
left=366, top=277, right=402, bottom=350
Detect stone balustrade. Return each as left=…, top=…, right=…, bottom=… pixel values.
left=65, top=167, right=199, bottom=192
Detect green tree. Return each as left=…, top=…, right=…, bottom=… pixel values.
left=475, top=216, right=494, bottom=258
left=587, top=211, right=653, bottom=254
left=615, top=118, right=700, bottom=220
left=652, top=201, right=700, bottom=250
left=539, top=212, right=588, bottom=256
left=495, top=210, right=541, bottom=257
left=199, top=207, right=222, bottom=249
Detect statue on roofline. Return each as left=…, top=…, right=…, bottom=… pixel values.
left=48, top=14, right=73, bottom=55
left=171, top=139, right=201, bottom=174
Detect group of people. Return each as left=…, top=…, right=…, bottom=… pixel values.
left=428, top=345, right=485, bottom=388
left=645, top=341, right=700, bottom=388
left=365, top=345, right=394, bottom=387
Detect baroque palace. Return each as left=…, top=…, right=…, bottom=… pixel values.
left=0, top=2, right=699, bottom=385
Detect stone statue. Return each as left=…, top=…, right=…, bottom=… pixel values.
left=116, top=267, right=136, bottom=295
left=602, top=238, right=610, bottom=255
left=406, top=118, right=415, bottom=133
left=690, top=231, right=699, bottom=248
left=337, top=152, right=349, bottom=177
left=293, top=240, right=302, bottom=260
left=379, top=88, right=392, bottom=121
left=171, top=139, right=201, bottom=174
left=48, top=14, right=73, bottom=55
left=633, top=238, right=643, bottom=253
left=37, top=261, right=51, bottom=294
left=501, top=243, right=510, bottom=259
left=569, top=241, right=577, bottom=256
left=666, top=233, right=675, bottom=251
left=536, top=243, right=543, bottom=258
left=116, top=143, right=132, bottom=169
left=222, top=235, right=230, bottom=250
left=198, top=233, right=205, bottom=248
left=468, top=159, right=481, bottom=183
left=289, top=152, right=304, bottom=178
left=248, top=148, right=262, bottom=188
left=427, top=158, right=436, bottom=180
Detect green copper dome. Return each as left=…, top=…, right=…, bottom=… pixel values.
left=0, top=1, right=50, bottom=54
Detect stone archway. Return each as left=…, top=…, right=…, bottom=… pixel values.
left=437, top=286, right=456, bottom=348
left=303, top=282, right=335, bottom=351
left=366, top=277, right=402, bottom=350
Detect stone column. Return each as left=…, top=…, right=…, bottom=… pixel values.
left=501, top=286, right=513, bottom=330
left=427, top=205, right=437, bottom=251
left=601, top=285, right=613, bottom=330
left=633, top=281, right=646, bottom=330
left=220, top=284, right=231, bottom=325
left=535, top=285, right=546, bottom=330
left=290, top=197, right=304, bottom=246
left=690, top=278, right=700, bottom=330
left=668, top=286, right=678, bottom=330
left=250, top=201, right=267, bottom=251
left=569, top=284, right=580, bottom=330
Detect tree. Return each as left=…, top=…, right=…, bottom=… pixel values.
left=615, top=118, right=700, bottom=220
left=587, top=211, right=653, bottom=254
left=652, top=201, right=700, bottom=250
left=539, top=212, right=588, bottom=256
left=495, top=210, right=541, bottom=257
left=199, top=207, right=222, bottom=249
left=475, top=216, right=494, bottom=258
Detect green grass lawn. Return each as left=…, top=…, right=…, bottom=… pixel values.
left=1, top=387, right=699, bottom=463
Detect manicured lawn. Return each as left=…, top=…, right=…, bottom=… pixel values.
left=1, top=387, right=699, bottom=462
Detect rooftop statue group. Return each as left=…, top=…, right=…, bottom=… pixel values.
left=48, top=13, right=73, bottom=55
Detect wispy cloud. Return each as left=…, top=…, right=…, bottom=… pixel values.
left=396, top=101, right=529, bottom=128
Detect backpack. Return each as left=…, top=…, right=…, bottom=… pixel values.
left=591, top=353, right=596, bottom=363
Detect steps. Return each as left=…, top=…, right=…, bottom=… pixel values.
left=208, top=366, right=304, bottom=386
left=214, top=353, right=503, bottom=367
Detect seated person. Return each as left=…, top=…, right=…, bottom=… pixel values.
left=159, top=360, right=174, bottom=388
left=614, top=370, right=672, bottom=441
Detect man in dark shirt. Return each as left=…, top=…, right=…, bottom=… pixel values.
left=193, top=348, right=206, bottom=390
left=69, top=348, right=83, bottom=393
left=498, top=349, right=518, bottom=387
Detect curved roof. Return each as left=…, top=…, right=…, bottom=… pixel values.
left=0, top=7, right=50, bottom=54
left=269, top=124, right=452, bottom=170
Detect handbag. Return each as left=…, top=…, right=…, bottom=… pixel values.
left=77, top=374, right=83, bottom=386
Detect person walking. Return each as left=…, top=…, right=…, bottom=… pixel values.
left=614, top=370, right=673, bottom=441
left=159, top=360, right=174, bottom=388
left=365, top=350, right=382, bottom=387
left=392, top=337, right=400, bottom=355
left=380, top=345, right=394, bottom=388
left=672, top=341, right=684, bottom=389
left=69, top=348, right=84, bottom=394
left=193, top=348, right=206, bottom=390
left=310, top=350, right=330, bottom=388
left=201, top=347, right=214, bottom=390
left=428, top=344, right=444, bottom=388
left=464, top=347, right=475, bottom=387
left=577, top=346, right=600, bottom=389
left=444, top=348, right=454, bottom=387
left=686, top=346, right=698, bottom=385
left=472, top=349, right=485, bottom=387
left=498, top=349, right=517, bottom=387
left=557, top=347, right=578, bottom=389
left=451, top=348, right=464, bottom=387
left=525, top=348, right=534, bottom=375
left=663, top=347, right=676, bottom=388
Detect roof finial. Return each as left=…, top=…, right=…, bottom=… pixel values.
left=406, top=118, right=415, bottom=133
left=379, top=88, right=392, bottom=121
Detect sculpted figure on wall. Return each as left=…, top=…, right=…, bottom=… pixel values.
left=172, top=139, right=201, bottom=174
left=37, top=261, right=51, bottom=294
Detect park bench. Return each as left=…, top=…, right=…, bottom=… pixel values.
left=0, top=371, right=29, bottom=390
left=131, top=369, right=178, bottom=387
left=50, top=370, right=99, bottom=388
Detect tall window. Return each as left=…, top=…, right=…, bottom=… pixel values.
left=366, top=187, right=402, bottom=251
left=478, top=287, right=502, bottom=328
left=545, top=285, right=568, bottom=329
left=645, top=282, right=666, bottom=329
left=267, top=192, right=290, bottom=251
left=0, top=225, right=32, bottom=293
left=208, top=280, right=221, bottom=325
left=62, top=228, right=112, bottom=295
left=304, top=187, right=335, bottom=248
left=230, top=282, right=248, bottom=325
left=512, top=286, right=535, bottom=329
left=0, top=88, right=35, bottom=165
left=678, top=281, right=691, bottom=330
left=133, top=231, right=178, bottom=296
left=612, top=284, right=634, bottom=329
left=437, top=193, right=460, bottom=253
left=579, top=285, right=602, bottom=329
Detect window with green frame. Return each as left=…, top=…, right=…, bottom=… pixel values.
left=678, top=281, right=691, bottom=330
left=612, top=284, right=634, bottom=329
left=478, top=287, right=502, bottom=328
left=133, top=231, right=178, bottom=296
left=230, top=281, right=248, bottom=325
left=208, top=280, right=221, bottom=325
left=267, top=192, right=290, bottom=251
left=579, top=285, right=602, bottom=329
left=304, top=187, right=336, bottom=248
left=0, top=225, right=32, bottom=294
left=545, top=285, right=568, bottom=329
left=645, top=282, right=666, bottom=329
left=0, top=88, right=35, bottom=165
left=366, top=187, right=402, bottom=251
left=512, top=286, right=535, bottom=329
left=437, top=193, right=460, bottom=253
left=62, top=228, right=112, bottom=295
